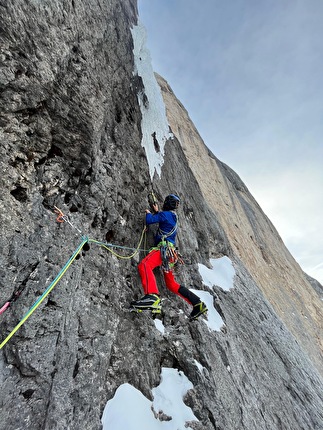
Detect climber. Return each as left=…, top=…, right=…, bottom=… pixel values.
left=130, top=194, right=208, bottom=320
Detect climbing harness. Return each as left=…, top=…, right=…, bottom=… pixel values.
left=0, top=200, right=186, bottom=347
left=159, top=240, right=184, bottom=272
left=156, top=211, right=180, bottom=271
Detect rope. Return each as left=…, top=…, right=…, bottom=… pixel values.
left=89, top=226, right=147, bottom=259
left=0, top=282, right=31, bottom=315
left=0, top=302, right=10, bottom=315
left=0, top=208, right=148, bottom=348
left=0, top=237, right=88, bottom=349
left=53, top=206, right=148, bottom=256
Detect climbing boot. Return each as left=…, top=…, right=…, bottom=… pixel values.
left=190, top=302, right=208, bottom=321
left=130, top=294, right=161, bottom=312
left=178, top=286, right=201, bottom=306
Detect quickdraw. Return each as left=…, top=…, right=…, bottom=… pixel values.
left=0, top=206, right=148, bottom=347
left=1, top=201, right=186, bottom=347
left=53, top=206, right=66, bottom=223
left=54, top=206, right=82, bottom=234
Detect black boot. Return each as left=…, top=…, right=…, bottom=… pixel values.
left=178, top=286, right=207, bottom=320
left=178, top=286, right=201, bottom=305
left=130, top=294, right=161, bottom=311
left=190, top=302, right=208, bottom=320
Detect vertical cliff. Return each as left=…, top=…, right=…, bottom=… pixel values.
left=156, top=73, right=323, bottom=377
left=0, top=1, right=322, bottom=430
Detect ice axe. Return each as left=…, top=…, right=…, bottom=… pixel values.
left=148, top=191, right=158, bottom=213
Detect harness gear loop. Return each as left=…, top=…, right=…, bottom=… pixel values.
left=157, top=238, right=185, bottom=272
left=160, top=240, right=170, bottom=271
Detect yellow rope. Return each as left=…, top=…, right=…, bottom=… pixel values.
left=89, top=226, right=147, bottom=259
left=0, top=226, right=147, bottom=348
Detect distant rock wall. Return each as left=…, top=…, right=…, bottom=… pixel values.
left=156, top=73, right=323, bottom=377
left=0, top=2, right=322, bottom=430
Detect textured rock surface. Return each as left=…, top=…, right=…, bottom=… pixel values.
left=157, top=73, right=323, bottom=376
left=0, top=1, right=323, bottom=430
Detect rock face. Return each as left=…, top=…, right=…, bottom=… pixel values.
left=0, top=2, right=322, bottom=430
left=156, top=73, right=323, bottom=376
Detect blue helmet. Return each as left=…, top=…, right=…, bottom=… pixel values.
left=163, top=194, right=180, bottom=211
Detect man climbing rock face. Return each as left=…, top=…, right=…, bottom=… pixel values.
left=130, top=194, right=207, bottom=320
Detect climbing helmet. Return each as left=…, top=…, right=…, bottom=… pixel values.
left=163, top=194, right=180, bottom=210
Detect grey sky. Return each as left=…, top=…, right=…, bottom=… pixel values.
left=138, top=0, right=323, bottom=283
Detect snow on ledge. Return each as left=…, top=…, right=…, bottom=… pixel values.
left=131, top=22, right=172, bottom=179
left=101, top=368, right=198, bottom=430
left=190, top=289, right=225, bottom=331
left=154, top=318, right=165, bottom=334
left=193, top=256, right=236, bottom=331
left=198, top=256, right=235, bottom=290
left=152, top=368, right=198, bottom=428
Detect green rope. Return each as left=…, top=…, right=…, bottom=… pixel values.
left=0, top=225, right=149, bottom=348
left=0, top=237, right=88, bottom=349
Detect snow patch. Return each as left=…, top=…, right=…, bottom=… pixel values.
left=191, top=289, right=225, bottom=331
left=131, top=22, right=172, bottom=179
left=101, top=383, right=155, bottom=430
left=198, top=256, right=235, bottom=290
left=101, top=368, right=198, bottom=430
left=154, top=318, right=166, bottom=334
left=193, top=359, right=205, bottom=374
left=152, top=368, right=198, bottom=429
left=194, top=256, right=236, bottom=331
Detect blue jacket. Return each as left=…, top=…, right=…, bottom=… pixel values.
left=146, top=210, right=178, bottom=245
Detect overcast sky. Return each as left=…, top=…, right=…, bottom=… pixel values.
left=138, top=0, right=323, bottom=284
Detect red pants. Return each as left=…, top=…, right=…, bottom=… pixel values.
left=138, top=249, right=189, bottom=302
